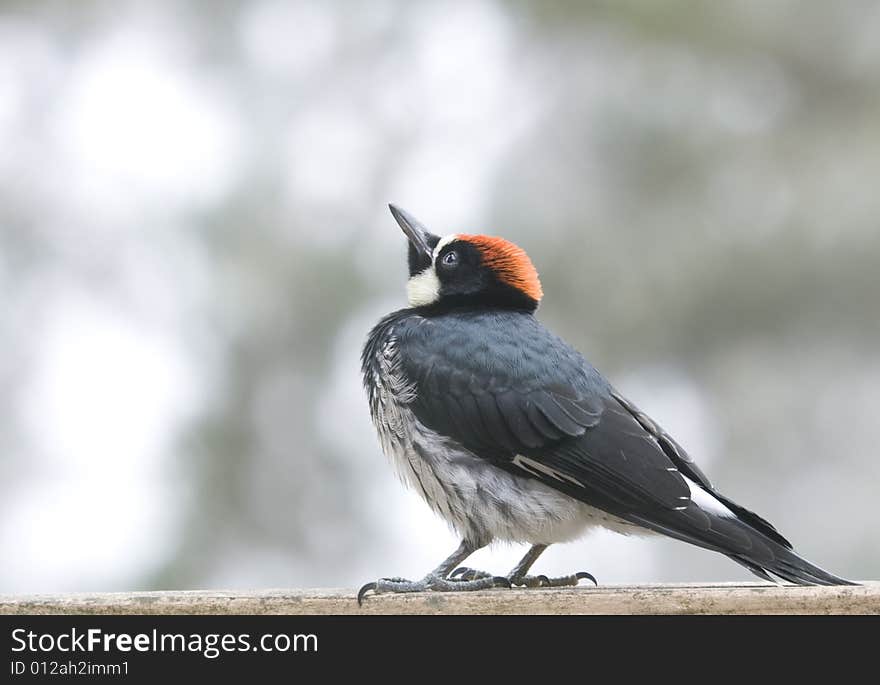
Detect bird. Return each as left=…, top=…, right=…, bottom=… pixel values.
left=358, top=204, right=854, bottom=603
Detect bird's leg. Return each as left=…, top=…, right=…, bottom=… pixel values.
left=453, top=544, right=598, bottom=588
left=507, top=543, right=551, bottom=587
left=507, top=544, right=597, bottom=587
left=357, top=539, right=510, bottom=604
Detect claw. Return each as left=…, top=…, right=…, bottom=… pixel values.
left=450, top=567, right=493, bottom=581
left=357, top=582, right=377, bottom=606
left=576, top=571, right=598, bottom=586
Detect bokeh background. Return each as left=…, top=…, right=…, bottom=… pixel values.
left=2, top=0, right=878, bottom=593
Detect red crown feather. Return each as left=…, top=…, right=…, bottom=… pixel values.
left=459, top=234, right=543, bottom=302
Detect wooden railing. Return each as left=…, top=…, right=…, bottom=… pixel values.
left=1, top=582, right=877, bottom=614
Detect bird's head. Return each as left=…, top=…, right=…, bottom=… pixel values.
left=389, top=204, right=543, bottom=313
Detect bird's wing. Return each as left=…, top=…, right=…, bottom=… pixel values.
left=398, top=313, right=693, bottom=513
left=398, top=312, right=793, bottom=549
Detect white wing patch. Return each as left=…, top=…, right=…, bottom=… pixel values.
left=512, top=457, right=735, bottom=519
left=512, top=455, right=585, bottom=488
left=683, top=476, right=736, bottom=518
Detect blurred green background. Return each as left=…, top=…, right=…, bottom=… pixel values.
left=1, top=0, right=877, bottom=592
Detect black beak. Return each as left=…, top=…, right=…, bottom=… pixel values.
left=389, top=203, right=434, bottom=261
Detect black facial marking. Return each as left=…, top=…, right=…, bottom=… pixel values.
left=407, top=233, right=440, bottom=276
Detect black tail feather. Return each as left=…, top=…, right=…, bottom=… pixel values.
left=631, top=503, right=856, bottom=586
left=731, top=549, right=856, bottom=586
left=730, top=556, right=776, bottom=584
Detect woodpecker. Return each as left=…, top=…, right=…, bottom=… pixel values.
left=359, top=204, right=853, bottom=602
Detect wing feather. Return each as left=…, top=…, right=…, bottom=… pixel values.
left=397, top=312, right=691, bottom=511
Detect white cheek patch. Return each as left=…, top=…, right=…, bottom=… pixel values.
left=407, top=266, right=441, bottom=307
left=406, top=234, right=458, bottom=307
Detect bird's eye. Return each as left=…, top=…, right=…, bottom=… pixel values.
left=441, top=251, right=459, bottom=268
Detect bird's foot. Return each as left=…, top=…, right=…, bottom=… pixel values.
left=449, top=567, right=494, bottom=581
left=357, top=572, right=510, bottom=605
left=452, top=567, right=598, bottom=588
left=514, top=571, right=597, bottom=588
